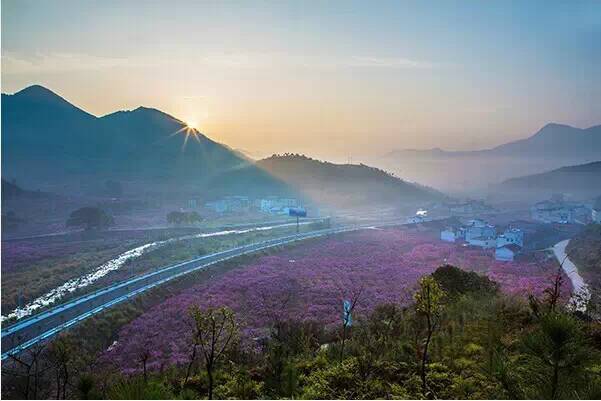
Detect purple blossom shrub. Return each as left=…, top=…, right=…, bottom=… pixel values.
left=105, top=228, right=567, bottom=371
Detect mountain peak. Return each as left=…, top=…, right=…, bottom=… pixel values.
left=13, top=84, right=66, bottom=101
left=131, top=106, right=184, bottom=123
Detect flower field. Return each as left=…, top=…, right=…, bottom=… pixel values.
left=106, top=227, right=568, bottom=371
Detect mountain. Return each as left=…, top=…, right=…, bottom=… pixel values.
left=209, top=154, right=445, bottom=207
left=387, top=123, right=601, bottom=160
left=380, top=123, right=601, bottom=192
left=498, top=161, right=601, bottom=199
left=1, top=85, right=249, bottom=193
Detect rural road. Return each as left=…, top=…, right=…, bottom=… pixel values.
left=1, top=218, right=414, bottom=360
left=553, top=239, right=590, bottom=312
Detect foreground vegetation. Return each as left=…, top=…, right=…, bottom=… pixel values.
left=3, top=264, right=600, bottom=400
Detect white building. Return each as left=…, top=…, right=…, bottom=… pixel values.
left=467, top=236, right=497, bottom=249
left=464, top=220, right=496, bottom=241
left=205, top=196, right=251, bottom=214
left=440, top=228, right=457, bottom=242
left=530, top=200, right=588, bottom=224
left=260, top=197, right=299, bottom=214
left=495, top=244, right=522, bottom=262
left=496, top=228, right=524, bottom=248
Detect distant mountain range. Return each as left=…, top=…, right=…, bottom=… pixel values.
left=1, top=85, right=250, bottom=194
left=2, top=85, right=441, bottom=207
left=498, top=161, right=601, bottom=199
left=387, top=123, right=601, bottom=160
left=380, top=123, right=601, bottom=192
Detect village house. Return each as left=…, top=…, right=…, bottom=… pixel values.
left=440, top=228, right=458, bottom=242
left=260, top=197, right=299, bottom=214
left=467, top=236, right=497, bottom=249
left=205, top=196, right=251, bottom=214
left=530, top=198, right=588, bottom=224
left=496, top=227, right=525, bottom=248
left=495, top=244, right=522, bottom=262
left=464, top=219, right=496, bottom=241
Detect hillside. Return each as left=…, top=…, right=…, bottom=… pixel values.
left=566, top=224, right=601, bottom=295
left=210, top=154, right=444, bottom=207
left=379, top=123, right=601, bottom=192
left=498, top=161, right=601, bottom=199
left=1, top=85, right=249, bottom=193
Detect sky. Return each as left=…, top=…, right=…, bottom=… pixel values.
left=2, top=0, right=601, bottom=161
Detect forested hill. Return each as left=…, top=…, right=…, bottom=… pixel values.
left=209, top=154, right=445, bottom=207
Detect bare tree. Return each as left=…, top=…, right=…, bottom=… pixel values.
left=189, top=306, right=238, bottom=399
left=2, top=344, right=48, bottom=399
left=414, top=276, right=445, bottom=398
left=47, top=336, right=73, bottom=399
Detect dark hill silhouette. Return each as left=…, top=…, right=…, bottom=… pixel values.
left=1, top=85, right=250, bottom=192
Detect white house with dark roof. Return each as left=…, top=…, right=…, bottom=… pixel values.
left=467, top=236, right=497, bottom=249
left=495, top=244, right=522, bottom=262
left=496, top=228, right=524, bottom=248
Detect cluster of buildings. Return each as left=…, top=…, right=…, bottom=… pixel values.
left=530, top=198, right=590, bottom=224
left=259, top=197, right=299, bottom=214
left=203, top=196, right=302, bottom=216
left=441, top=219, right=525, bottom=262
left=204, top=196, right=252, bottom=214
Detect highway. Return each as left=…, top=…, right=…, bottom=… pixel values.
left=1, top=219, right=410, bottom=360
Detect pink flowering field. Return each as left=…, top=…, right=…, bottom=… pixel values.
left=106, top=228, right=566, bottom=371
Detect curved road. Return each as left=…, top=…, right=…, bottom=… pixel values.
left=553, top=239, right=590, bottom=312
left=1, top=219, right=409, bottom=360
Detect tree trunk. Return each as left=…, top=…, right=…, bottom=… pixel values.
left=421, top=330, right=432, bottom=397
left=207, top=365, right=214, bottom=400
left=184, top=345, right=197, bottom=386
left=340, top=325, right=348, bottom=362
left=551, top=360, right=559, bottom=399
left=63, top=365, right=69, bottom=400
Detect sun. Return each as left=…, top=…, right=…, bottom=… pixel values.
left=170, top=119, right=203, bottom=151
left=185, top=118, right=200, bottom=130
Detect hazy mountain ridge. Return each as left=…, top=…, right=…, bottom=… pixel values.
left=210, top=154, right=445, bottom=207
left=380, top=123, right=601, bottom=192
left=387, top=123, right=601, bottom=159
left=499, top=161, right=601, bottom=197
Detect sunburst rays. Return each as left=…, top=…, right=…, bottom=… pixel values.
left=170, top=124, right=202, bottom=151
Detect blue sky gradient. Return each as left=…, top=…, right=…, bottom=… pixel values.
left=2, top=0, right=600, bottom=159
